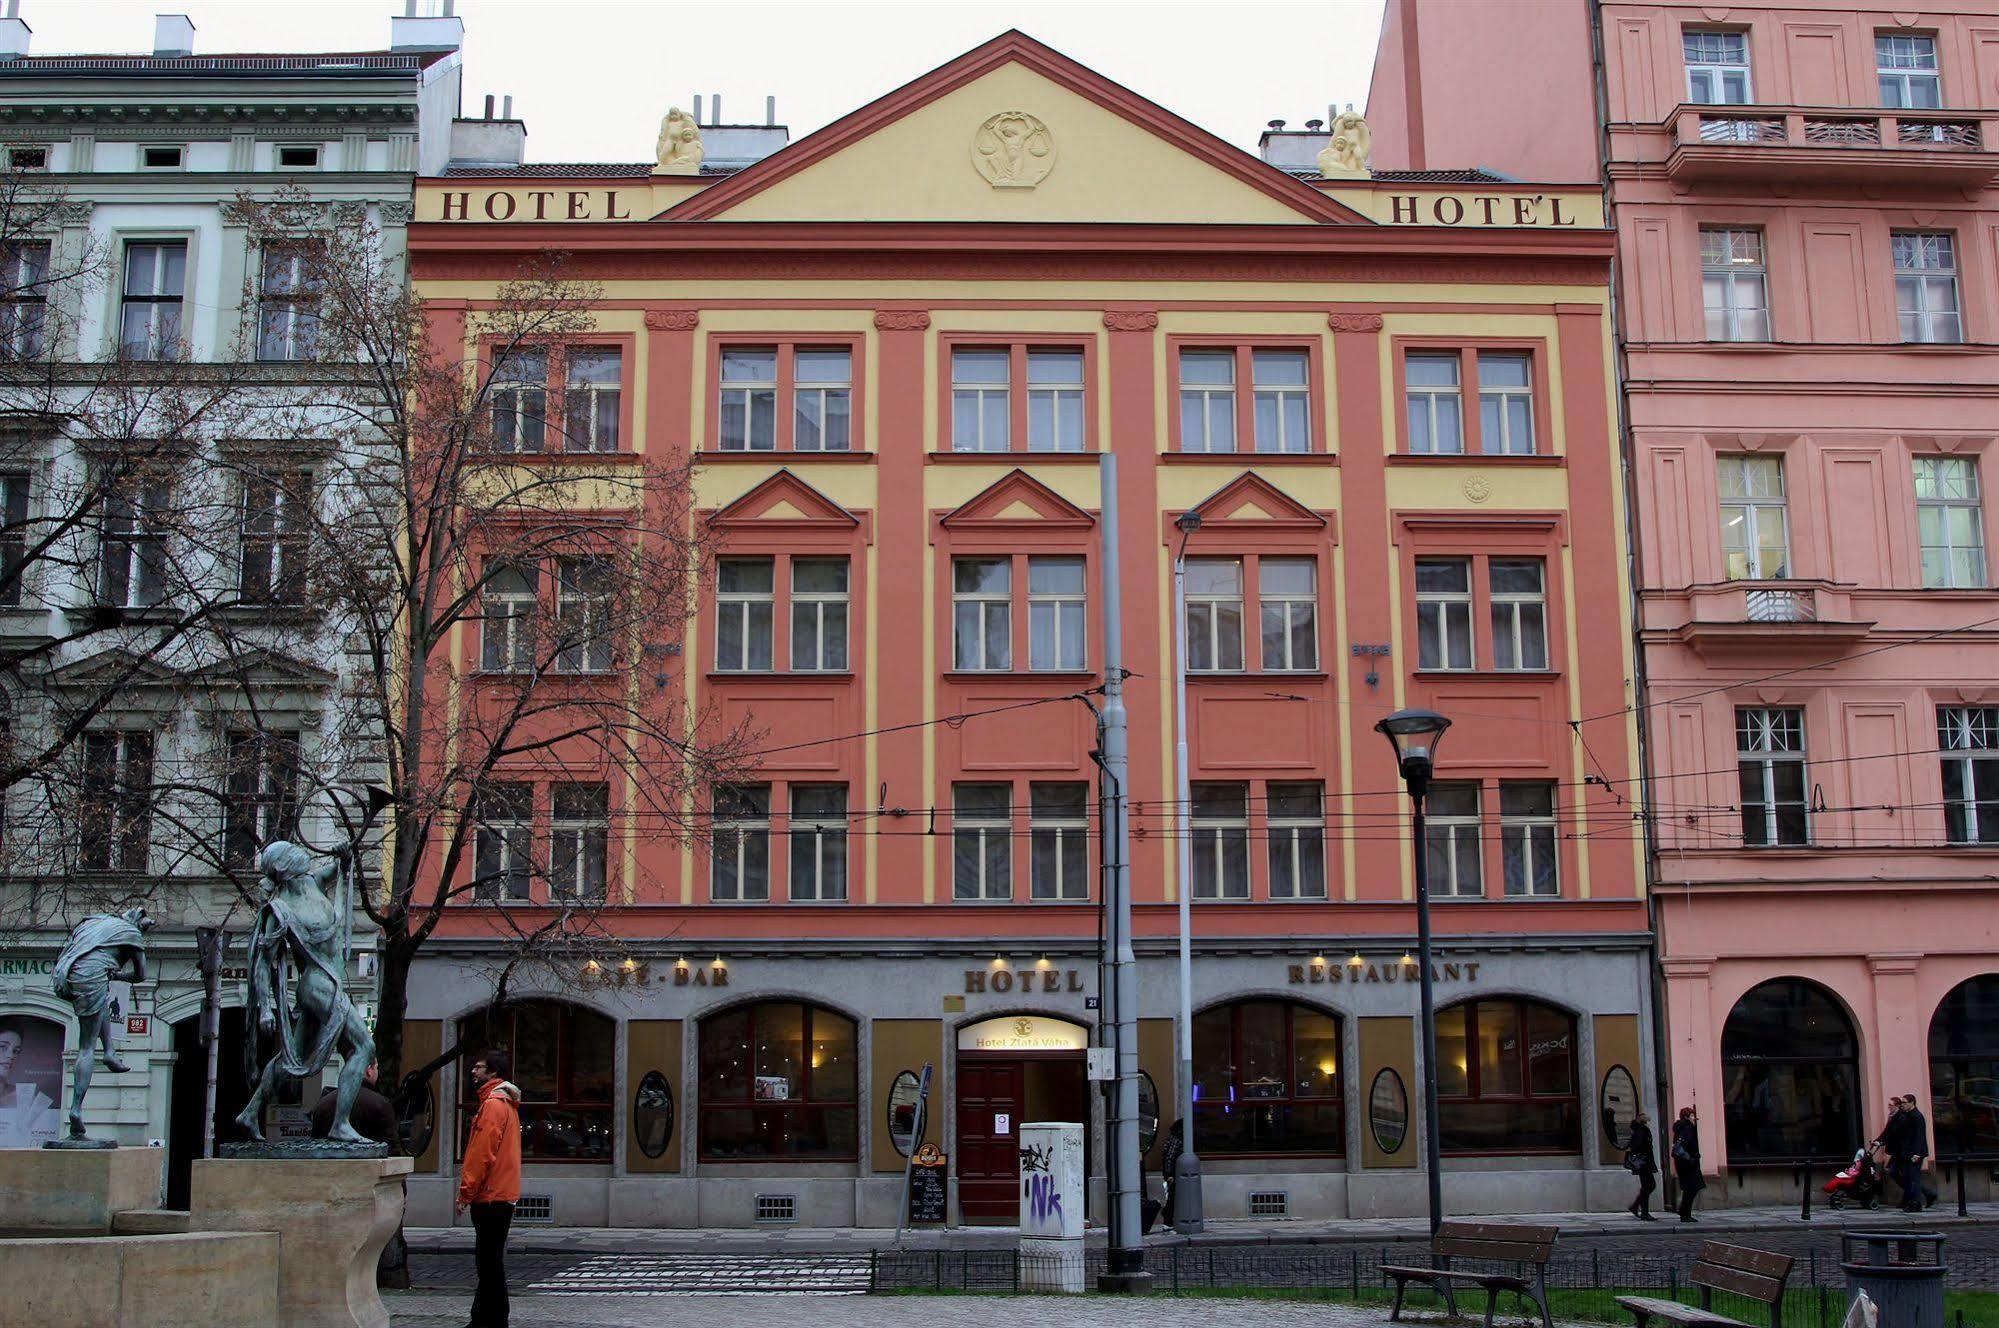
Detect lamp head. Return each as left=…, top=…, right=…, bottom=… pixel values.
left=1375, top=708, right=1451, bottom=789
left=1174, top=511, right=1203, bottom=534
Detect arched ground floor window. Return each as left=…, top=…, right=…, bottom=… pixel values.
left=1721, top=978, right=1861, bottom=1164
left=1191, top=999, right=1342, bottom=1155
left=699, top=1001, right=857, bottom=1161
left=1436, top=997, right=1579, bottom=1154
left=458, top=1001, right=616, bottom=1162
left=1930, top=975, right=1999, bottom=1159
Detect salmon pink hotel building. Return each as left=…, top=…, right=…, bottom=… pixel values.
left=398, top=33, right=1657, bottom=1227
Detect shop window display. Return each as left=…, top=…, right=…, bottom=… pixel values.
left=1435, top=998, right=1579, bottom=1153
left=1929, top=975, right=1999, bottom=1159
left=1190, top=1000, right=1342, bottom=1155
left=457, top=1001, right=615, bottom=1161
left=1720, top=978, right=1861, bottom=1163
left=699, top=1001, right=857, bottom=1160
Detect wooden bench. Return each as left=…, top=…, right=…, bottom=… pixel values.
left=1616, top=1242, right=1794, bottom=1328
left=1383, top=1221, right=1559, bottom=1328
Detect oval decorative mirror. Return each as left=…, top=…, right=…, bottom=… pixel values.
left=1370, top=1068, right=1408, bottom=1155
left=633, top=1069, right=674, bottom=1159
left=886, top=1069, right=922, bottom=1158
left=397, top=1078, right=436, bottom=1160
left=1600, top=1064, right=1639, bottom=1151
left=1137, top=1071, right=1161, bottom=1156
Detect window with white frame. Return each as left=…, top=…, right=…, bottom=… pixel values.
left=1405, top=353, right=1464, bottom=454
left=1894, top=232, right=1963, bottom=345
left=5, top=146, right=46, bottom=171
left=1267, top=781, right=1326, bottom=899
left=719, top=347, right=777, bottom=451
left=222, top=729, right=299, bottom=867
left=480, top=561, right=538, bottom=672
left=1027, top=349, right=1085, bottom=452
left=1700, top=228, right=1770, bottom=342
left=1477, top=352, right=1534, bottom=454
left=1185, top=557, right=1244, bottom=672
left=715, top=557, right=775, bottom=671
left=1939, top=706, right=1999, bottom=845
left=1030, top=782, right=1089, bottom=901
left=238, top=469, right=310, bottom=605
left=1737, top=707, right=1808, bottom=847
left=256, top=242, right=321, bottom=362
left=952, top=783, right=1011, bottom=901
left=473, top=782, right=533, bottom=901
left=79, top=730, right=154, bottom=873
left=1718, top=454, right=1789, bottom=580
left=1415, top=557, right=1474, bottom=670
left=563, top=348, right=622, bottom=452
left=788, top=784, right=848, bottom=901
left=98, top=473, right=169, bottom=608
left=550, top=782, right=609, bottom=901
left=1424, top=782, right=1483, bottom=897
left=1028, top=556, right=1086, bottom=671
left=555, top=556, right=613, bottom=673
left=1877, top=33, right=1942, bottom=109
left=790, top=557, right=849, bottom=671
left=0, top=240, right=49, bottom=361
left=1915, top=457, right=1987, bottom=589
left=793, top=348, right=852, bottom=451
left=0, top=471, right=26, bottom=607
left=1489, top=559, right=1548, bottom=671
left=711, top=784, right=771, bottom=901
left=1179, top=350, right=1237, bottom=453
left=120, top=240, right=185, bottom=360
left=952, top=557, right=1011, bottom=671
left=1684, top=30, right=1752, bottom=104
left=276, top=143, right=321, bottom=169
left=951, top=348, right=1011, bottom=452
left=1190, top=781, right=1250, bottom=899
left=1252, top=350, right=1311, bottom=453
left=1500, top=782, right=1558, bottom=896
left=1258, top=557, right=1318, bottom=671
left=489, top=349, right=547, bottom=452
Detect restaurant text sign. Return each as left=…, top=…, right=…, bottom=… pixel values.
left=1288, top=959, right=1481, bottom=985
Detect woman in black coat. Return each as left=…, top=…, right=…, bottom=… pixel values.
left=1672, top=1106, right=1706, bottom=1222
left=1626, top=1112, right=1659, bottom=1220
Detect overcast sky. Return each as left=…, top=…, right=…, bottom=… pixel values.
left=37, top=0, right=1385, bottom=162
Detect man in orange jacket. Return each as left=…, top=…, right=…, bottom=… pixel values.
left=456, top=1048, right=522, bottom=1328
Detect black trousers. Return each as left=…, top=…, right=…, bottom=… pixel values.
left=470, top=1200, right=514, bottom=1328
left=1676, top=1175, right=1699, bottom=1220
left=1632, top=1170, right=1656, bottom=1214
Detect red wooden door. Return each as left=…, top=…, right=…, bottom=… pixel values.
left=956, top=1060, right=1022, bottom=1222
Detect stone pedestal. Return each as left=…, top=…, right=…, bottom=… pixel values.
left=190, top=1154, right=412, bottom=1328
left=0, top=1145, right=161, bottom=1234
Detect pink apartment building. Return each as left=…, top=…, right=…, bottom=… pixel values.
left=1374, top=0, right=1999, bottom=1200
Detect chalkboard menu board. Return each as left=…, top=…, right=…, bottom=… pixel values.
left=907, top=1143, right=948, bottom=1224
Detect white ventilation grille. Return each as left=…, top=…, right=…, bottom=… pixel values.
left=514, top=1194, right=553, bottom=1223
left=1248, top=1190, right=1289, bottom=1218
left=755, top=1193, right=797, bottom=1223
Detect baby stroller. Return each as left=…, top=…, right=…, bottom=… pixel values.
left=1824, top=1147, right=1882, bottom=1209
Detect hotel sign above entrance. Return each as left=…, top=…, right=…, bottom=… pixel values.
left=957, top=1015, right=1089, bottom=1054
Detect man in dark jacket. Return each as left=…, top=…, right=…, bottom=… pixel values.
left=1899, top=1095, right=1938, bottom=1211
left=1672, top=1106, right=1705, bottom=1222
left=309, top=1060, right=400, bottom=1149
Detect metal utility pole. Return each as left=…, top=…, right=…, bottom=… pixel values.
left=1096, top=453, right=1148, bottom=1291
left=195, top=926, right=226, bottom=1159
left=1170, top=511, right=1205, bottom=1233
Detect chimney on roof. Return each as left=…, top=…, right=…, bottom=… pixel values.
left=1258, top=111, right=1335, bottom=172
left=392, top=0, right=463, bottom=52
left=695, top=94, right=790, bottom=170
left=0, top=1, right=29, bottom=61
left=153, top=13, right=194, bottom=58
left=710, top=93, right=722, bottom=125
left=448, top=88, right=525, bottom=169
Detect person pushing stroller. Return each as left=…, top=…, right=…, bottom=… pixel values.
left=1823, top=1146, right=1883, bottom=1209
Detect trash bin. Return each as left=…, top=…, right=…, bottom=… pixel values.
left=1842, top=1231, right=1946, bottom=1328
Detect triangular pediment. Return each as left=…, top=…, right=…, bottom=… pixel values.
left=1189, top=472, right=1328, bottom=529
left=48, top=647, right=180, bottom=691
left=186, top=648, right=337, bottom=690
left=707, top=470, right=861, bottom=531
left=940, top=469, right=1094, bottom=530
left=671, top=32, right=1364, bottom=226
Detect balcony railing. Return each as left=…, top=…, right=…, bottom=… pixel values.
left=1745, top=588, right=1816, bottom=623
left=1670, top=105, right=1999, bottom=186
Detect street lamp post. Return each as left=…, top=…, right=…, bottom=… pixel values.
left=1170, top=509, right=1204, bottom=1233
left=1375, top=708, right=1453, bottom=1238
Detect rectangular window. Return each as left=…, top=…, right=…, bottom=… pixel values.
left=1894, top=232, right=1962, bottom=345
left=790, top=557, right=849, bottom=671
left=715, top=557, right=775, bottom=672
left=712, top=784, right=771, bottom=901
left=480, top=561, right=538, bottom=672
left=490, top=349, right=547, bottom=452
left=952, top=783, right=1011, bottom=901
left=1258, top=557, right=1318, bottom=671
left=1878, top=33, right=1942, bottom=109
left=1178, top=350, right=1237, bottom=453
left=563, top=348, right=622, bottom=453
left=1405, top=353, right=1464, bottom=455
left=1737, top=707, right=1808, bottom=846
left=1027, top=555, right=1086, bottom=671
left=0, top=240, right=50, bottom=361
left=256, top=242, right=321, bottom=363
left=1185, top=556, right=1244, bottom=673
left=1425, top=781, right=1483, bottom=897
left=1, top=471, right=29, bottom=607
left=951, top=348, right=1011, bottom=452
left=1684, top=29, right=1752, bottom=104
left=222, top=729, right=299, bottom=867
left=141, top=145, right=184, bottom=170
left=238, top=469, right=310, bottom=605
left=1267, top=781, right=1326, bottom=899
left=79, top=731, right=153, bottom=872
left=1415, top=557, right=1474, bottom=670
left=1500, top=782, right=1558, bottom=896
left=788, top=784, right=848, bottom=902
left=276, top=144, right=322, bottom=169
left=952, top=557, right=1011, bottom=671
left=1190, top=782, right=1250, bottom=899
left=1029, top=782, right=1089, bottom=901
left=120, top=240, right=186, bottom=361
left=1489, top=558, right=1548, bottom=671
left=6, top=146, right=46, bottom=171
left=1718, top=454, right=1789, bottom=580
left=1476, top=352, right=1534, bottom=454
left=1026, top=349, right=1085, bottom=453
left=1700, top=228, right=1770, bottom=342
left=1252, top=349, right=1311, bottom=453
left=1915, top=457, right=1986, bottom=589
left=719, top=347, right=778, bottom=451
left=550, top=782, right=609, bottom=901
left=793, top=348, right=852, bottom=452
left=472, top=782, right=533, bottom=901
left=1939, top=706, right=1999, bottom=845
left=98, top=474, right=168, bottom=608
left=555, top=555, right=613, bottom=673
